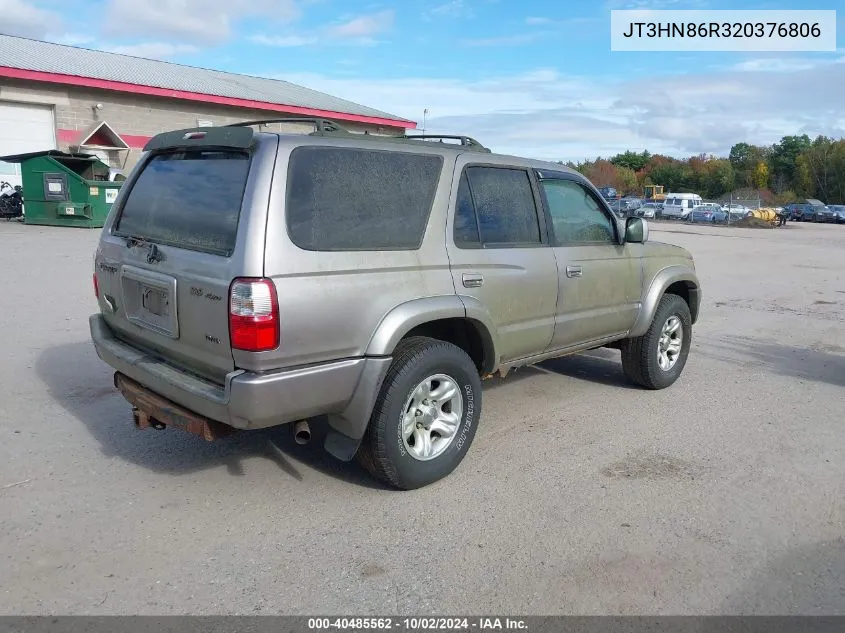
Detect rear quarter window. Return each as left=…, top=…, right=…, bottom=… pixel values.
left=114, top=150, right=250, bottom=257
left=285, top=146, right=443, bottom=251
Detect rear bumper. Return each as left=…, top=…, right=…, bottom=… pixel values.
left=89, top=314, right=390, bottom=433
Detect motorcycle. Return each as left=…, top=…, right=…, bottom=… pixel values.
left=0, top=181, right=24, bottom=220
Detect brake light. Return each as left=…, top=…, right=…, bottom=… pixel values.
left=93, top=272, right=99, bottom=299
left=229, top=278, right=279, bottom=352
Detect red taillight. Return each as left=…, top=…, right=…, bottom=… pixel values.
left=229, top=278, right=279, bottom=352
left=93, top=272, right=99, bottom=298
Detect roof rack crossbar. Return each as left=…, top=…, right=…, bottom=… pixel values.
left=401, top=134, right=489, bottom=150
left=226, top=118, right=348, bottom=134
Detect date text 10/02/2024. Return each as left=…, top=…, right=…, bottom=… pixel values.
left=307, top=617, right=529, bottom=631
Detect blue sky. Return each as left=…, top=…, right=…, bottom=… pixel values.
left=3, top=0, right=844, bottom=161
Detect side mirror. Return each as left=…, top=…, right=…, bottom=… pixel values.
left=625, top=217, right=649, bottom=243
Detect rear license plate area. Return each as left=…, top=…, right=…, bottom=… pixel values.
left=121, top=266, right=179, bottom=338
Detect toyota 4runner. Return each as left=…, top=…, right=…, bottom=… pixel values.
left=89, top=119, right=701, bottom=490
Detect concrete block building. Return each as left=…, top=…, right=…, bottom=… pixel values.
left=0, top=34, right=415, bottom=186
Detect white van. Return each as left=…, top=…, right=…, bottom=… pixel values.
left=662, top=193, right=702, bottom=219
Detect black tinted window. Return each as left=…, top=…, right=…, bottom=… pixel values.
left=286, top=147, right=442, bottom=251
left=115, top=150, right=249, bottom=256
left=541, top=179, right=615, bottom=245
left=453, top=173, right=480, bottom=246
left=465, top=166, right=541, bottom=244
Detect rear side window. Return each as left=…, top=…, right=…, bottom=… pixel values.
left=115, top=150, right=249, bottom=257
left=286, top=146, right=443, bottom=251
left=453, top=173, right=480, bottom=247
left=460, top=166, right=541, bottom=246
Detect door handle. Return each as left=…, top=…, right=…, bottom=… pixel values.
left=566, top=265, right=582, bottom=278
left=462, top=273, right=484, bottom=288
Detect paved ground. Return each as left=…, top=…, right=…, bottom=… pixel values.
left=0, top=219, right=843, bottom=616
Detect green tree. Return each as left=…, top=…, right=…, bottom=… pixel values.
left=751, top=160, right=769, bottom=190
left=796, top=137, right=845, bottom=203
left=610, top=150, right=651, bottom=172
left=648, top=162, right=687, bottom=192
left=729, top=142, right=752, bottom=169
left=701, top=159, right=735, bottom=198
left=770, top=134, right=812, bottom=193
left=794, top=154, right=813, bottom=197
left=617, top=166, right=638, bottom=194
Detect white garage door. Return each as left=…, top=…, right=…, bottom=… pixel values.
left=0, top=101, right=57, bottom=188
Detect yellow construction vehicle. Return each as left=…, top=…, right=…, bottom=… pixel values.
left=749, top=208, right=781, bottom=226
left=643, top=185, right=666, bottom=201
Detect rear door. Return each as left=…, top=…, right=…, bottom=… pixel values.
left=445, top=159, right=559, bottom=364
left=94, top=132, right=274, bottom=383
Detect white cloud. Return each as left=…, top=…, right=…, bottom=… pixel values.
left=54, top=33, right=97, bottom=46
left=605, top=0, right=709, bottom=8
left=732, top=55, right=845, bottom=72
left=249, top=34, right=317, bottom=47
left=524, top=16, right=601, bottom=28
left=425, top=0, right=473, bottom=19
left=462, top=33, right=542, bottom=47
left=326, top=10, right=394, bottom=39
left=102, top=0, right=301, bottom=46
left=251, top=9, right=394, bottom=48
left=0, top=0, right=62, bottom=39
left=273, top=59, right=845, bottom=162
left=104, top=42, right=200, bottom=59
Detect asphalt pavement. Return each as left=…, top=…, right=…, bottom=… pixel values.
left=0, top=219, right=843, bottom=615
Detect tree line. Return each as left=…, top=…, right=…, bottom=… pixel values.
left=559, top=135, right=845, bottom=205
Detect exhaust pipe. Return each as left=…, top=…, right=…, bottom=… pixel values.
left=293, top=420, right=311, bottom=445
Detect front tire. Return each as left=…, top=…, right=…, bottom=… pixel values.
left=357, top=337, right=482, bottom=490
left=620, top=294, right=692, bottom=390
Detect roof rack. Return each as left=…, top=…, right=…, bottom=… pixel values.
left=226, top=118, right=491, bottom=152
left=226, top=118, right=350, bottom=135
left=400, top=134, right=490, bottom=152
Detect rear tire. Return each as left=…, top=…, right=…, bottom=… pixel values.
left=621, top=294, right=692, bottom=390
left=357, top=336, right=482, bottom=490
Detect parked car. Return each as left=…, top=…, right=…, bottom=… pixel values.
left=609, top=197, right=642, bottom=218
left=722, top=203, right=750, bottom=220
left=827, top=205, right=845, bottom=224
left=638, top=202, right=660, bottom=219
left=783, top=199, right=827, bottom=221
left=688, top=203, right=727, bottom=224
left=598, top=186, right=618, bottom=201
left=662, top=193, right=702, bottom=220
left=812, top=205, right=836, bottom=223
left=89, top=120, right=701, bottom=490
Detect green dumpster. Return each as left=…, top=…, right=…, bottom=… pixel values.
left=0, top=150, right=124, bottom=228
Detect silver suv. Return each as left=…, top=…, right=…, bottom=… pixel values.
left=89, top=119, right=701, bottom=489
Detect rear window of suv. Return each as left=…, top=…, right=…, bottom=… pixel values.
left=286, top=146, right=443, bottom=251
left=114, top=150, right=250, bottom=257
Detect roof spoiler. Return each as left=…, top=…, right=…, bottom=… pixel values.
left=143, top=126, right=255, bottom=152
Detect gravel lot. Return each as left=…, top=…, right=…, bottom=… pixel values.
left=0, top=220, right=843, bottom=616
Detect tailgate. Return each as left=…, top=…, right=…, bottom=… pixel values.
left=94, top=139, right=263, bottom=384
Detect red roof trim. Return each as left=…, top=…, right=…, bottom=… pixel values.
left=0, top=66, right=417, bottom=129
left=57, top=129, right=150, bottom=149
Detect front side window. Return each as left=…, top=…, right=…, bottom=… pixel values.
left=540, top=179, right=616, bottom=245
left=286, top=146, right=443, bottom=251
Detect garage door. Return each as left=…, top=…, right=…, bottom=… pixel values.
left=0, top=101, right=57, bottom=188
